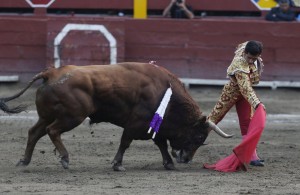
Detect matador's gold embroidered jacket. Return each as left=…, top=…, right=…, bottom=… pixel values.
left=208, top=42, right=264, bottom=124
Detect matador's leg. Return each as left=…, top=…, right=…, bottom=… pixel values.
left=236, top=97, right=261, bottom=161
left=208, top=81, right=241, bottom=124
left=236, top=97, right=251, bottom=136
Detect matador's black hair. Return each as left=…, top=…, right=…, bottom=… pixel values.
left=245, top=40, right=263, bottom=56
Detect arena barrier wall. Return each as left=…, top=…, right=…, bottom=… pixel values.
left=0, top=15, right=299, bottom=89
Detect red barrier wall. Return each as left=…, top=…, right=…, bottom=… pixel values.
left=0, top=15, right=299, bottom=83
left=124, top=18, right=300, bottom=82
left=0, top=17, right=47, bottom=80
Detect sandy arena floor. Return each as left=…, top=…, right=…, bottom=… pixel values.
left=0, top=84, right=299, bottom=195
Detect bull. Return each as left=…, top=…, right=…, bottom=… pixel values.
left=0, top=62, right=232, bottom=171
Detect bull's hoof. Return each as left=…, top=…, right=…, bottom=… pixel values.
left=112, top=163, right=126, bottom=171
left=164, top=163, right=176, bottom=170
left=16, top=159, right=30, bottom=167
left=113, top=165, right=126, bottom=171
left=60, top=159, right=69, bottom=169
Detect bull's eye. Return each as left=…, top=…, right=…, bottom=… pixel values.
left=198, top=136, right=203, bottom=142
left=195, top=135, right=207, bottom=146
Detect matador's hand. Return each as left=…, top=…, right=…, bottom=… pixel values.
left=256, top=103, right=266, bottom=111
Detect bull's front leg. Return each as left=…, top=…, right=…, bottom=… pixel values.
left=154, top=138, right=176, bottom=170
left=112, top=131, right=133, bottom=171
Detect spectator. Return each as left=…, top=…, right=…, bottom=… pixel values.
left=163, top=0, right=194, bottom=19
left=275, top=0, right=296, bottom=7
left=266, top=0, right=296, bottom=21
left=208, top=41, right=266, bottom=167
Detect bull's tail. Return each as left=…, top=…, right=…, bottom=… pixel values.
left=0, top=102, right=27, bottom=114
left=0, top=72, right=44, bottom=114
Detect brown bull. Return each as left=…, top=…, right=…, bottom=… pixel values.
left=0, top=62, right=231, bottom=171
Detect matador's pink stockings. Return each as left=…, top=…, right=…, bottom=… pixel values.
left=236, top=98, right=259, bottom=161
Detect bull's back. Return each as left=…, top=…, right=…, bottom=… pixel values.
left=89, top=63, right=170, bottom=88
left=43, top=63, right=170, bottom=86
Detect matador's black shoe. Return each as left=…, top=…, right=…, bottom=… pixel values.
left=250, top=159, right=265, bottom=167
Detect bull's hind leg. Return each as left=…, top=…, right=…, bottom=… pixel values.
left=16, top=118, right=48, bottom=166
left=46, top=117, right=84, bottom=169
left=154, top=139, right=176, bottom=170
left=112, top=130, right=133, bottom=171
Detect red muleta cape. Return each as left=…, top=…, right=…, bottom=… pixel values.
left=204, top=104, right=266, bottom=172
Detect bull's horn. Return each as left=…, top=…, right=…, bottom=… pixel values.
left=208, top=121, right=234, bottom=138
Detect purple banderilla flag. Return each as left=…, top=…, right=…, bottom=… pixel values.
left=148, top=87, right=172, bottom=139
left=149, top=113, right=163, bottom=133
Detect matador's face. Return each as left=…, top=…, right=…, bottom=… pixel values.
left=244, top=52, right=260, bottom=65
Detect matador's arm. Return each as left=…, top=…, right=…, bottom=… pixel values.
left=234, top=71, right=261, bottom=109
